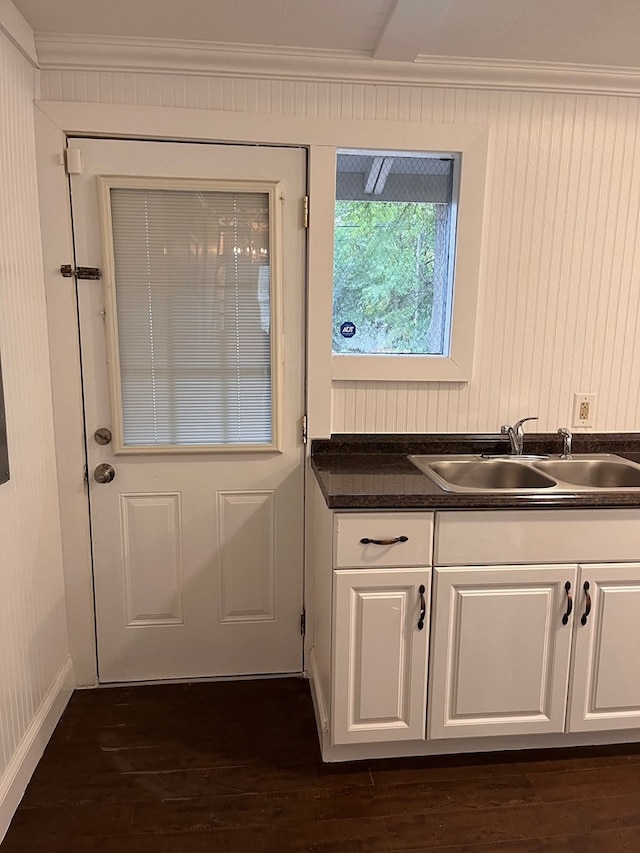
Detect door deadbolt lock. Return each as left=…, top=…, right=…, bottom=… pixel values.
left=94, top=427, right=112, bottom=445
left=94, top=463, right=116, bottom=484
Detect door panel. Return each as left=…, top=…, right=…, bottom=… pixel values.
left=120, top=491, right=183, bottom=626
left=70, top=138, right=306, bottom=682
left=569, top=564, right=640, bottom=732
left=332, top=568, right=430, bottom=745
left=429, top=564, right=577, bottom=739
left=217, top=490, right=276, bottom=622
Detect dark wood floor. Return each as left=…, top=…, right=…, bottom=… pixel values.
left=4, top=678, right=640, bottom=851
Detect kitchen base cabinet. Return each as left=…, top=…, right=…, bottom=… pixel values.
left=332, top=568, right=430, bottom=745
left=428, top=564, right=577, bottom=739
left=308, top=496, right=640, bottom=761
left=307, top=493, right=434, bottom=750
left=569, top=563, right=640, bottom=732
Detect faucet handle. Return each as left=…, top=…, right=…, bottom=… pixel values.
left=513, top=416, right=538, bottom=431
left=558, top=427, right=572, bottom=459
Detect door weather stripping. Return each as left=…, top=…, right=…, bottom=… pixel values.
left=60, top=265, right=102, bottom=280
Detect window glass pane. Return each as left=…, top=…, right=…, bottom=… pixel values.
left=110, top=187, right=272, bottom=447
left=333, top=151, right=455, bottom=356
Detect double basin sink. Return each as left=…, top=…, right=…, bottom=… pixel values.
left=408, top=453, right=640, bottom=494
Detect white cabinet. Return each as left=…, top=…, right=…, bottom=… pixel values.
left=322, top=510, right=434, bottom=746
left=310, top=492, right=640, bottom=759
left=428, top=564, right=577, bottom=739
left=569, top=563, right=640, bottom=733
left=431, top=510, right=640, bottom=738
left=332, top=568, right=431, bottom=744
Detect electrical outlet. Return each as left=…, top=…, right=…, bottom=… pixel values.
left=572, top=392, right=596, bottom=428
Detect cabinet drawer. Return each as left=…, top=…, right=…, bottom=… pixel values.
left=435, top=509, right=640, bottom=566
left=334, top=512, right=433, bottom=568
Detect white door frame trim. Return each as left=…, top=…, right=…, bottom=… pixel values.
left=35, top=98, right=488, bottom=684
left=35, top=100, right=324, bottom=685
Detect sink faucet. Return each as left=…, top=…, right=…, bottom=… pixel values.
left=558, top=427, right=572, bottom=459
left=500, top=416, right=538, bottom=455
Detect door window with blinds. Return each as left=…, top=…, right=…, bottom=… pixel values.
left=98, top=177, right=282, bottom=452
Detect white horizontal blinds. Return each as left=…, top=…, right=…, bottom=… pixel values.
left=109, top=187, right=272, bottom=447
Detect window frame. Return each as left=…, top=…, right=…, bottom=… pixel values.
left=97, top=175, right=285, bottom=454
left=332, top=147, right=459, bottom=364
left=328, top=133, right=488, bottom=383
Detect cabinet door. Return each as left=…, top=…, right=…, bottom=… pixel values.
left=332, top=568, right=430, bottom=745
left=569, top=563, right=640, bottom=732
left=429, top=564, right=577, bottom=740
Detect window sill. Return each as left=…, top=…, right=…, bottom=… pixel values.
left=332, top=354, right=471, bottom=383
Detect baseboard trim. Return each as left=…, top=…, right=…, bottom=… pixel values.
left=0, top=656, right=74, bottom=842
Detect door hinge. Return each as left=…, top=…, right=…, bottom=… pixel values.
left=303, top=195, right=309, bottom=229
left=300, top=610, right=306, bottom=636
left=60, top=265, right=102, bottom=280
left=301, top=414, right=308, bottom=445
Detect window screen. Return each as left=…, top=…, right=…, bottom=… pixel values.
left=109, top=187, right=272, bottom=448
left=333, top=150, right=456, bottom=356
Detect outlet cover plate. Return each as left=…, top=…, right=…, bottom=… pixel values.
left=572, top=392, right=596, bottom=428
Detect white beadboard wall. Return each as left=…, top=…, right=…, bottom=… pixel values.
left=40, top=70, right=640, bottom=434
left=0, top=32, right=70, bottom=832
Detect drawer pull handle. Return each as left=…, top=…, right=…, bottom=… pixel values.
left=418, top=584, right=426, bottom=631
left=562, top=580, right=573, bottom=625
left=581, top=581, right=592, bottom=626
left=359, top=535, right=409, bottom=546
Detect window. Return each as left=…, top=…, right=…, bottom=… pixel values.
left=328, top=140, right=486, bottom=384
left=102, top=178, right=281, bottom=452
left=333, top=150, right=456, bottom=358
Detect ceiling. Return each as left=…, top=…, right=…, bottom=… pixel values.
left=11, top=0, right=640, bottom=70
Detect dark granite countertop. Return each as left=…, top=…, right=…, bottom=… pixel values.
left=311, top=433, right=640, bottom=510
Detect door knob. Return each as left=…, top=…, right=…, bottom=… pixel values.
left=94, top=463, right=115, bottom=484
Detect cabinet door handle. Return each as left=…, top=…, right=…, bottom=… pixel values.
left=562, top=580, right=573, bottom=625
left=581, top=581, right=592, bottom=626
left=417, top=584, right=426, bottom=631
left=359, top=535, right=408, bottom=546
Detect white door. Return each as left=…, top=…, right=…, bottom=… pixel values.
left=69, top=138, right=306, bottom=682
left=428, top=564, right=577, bottom=739
left=332, top=568, right=431, bottom=745
left=569, top=564, right=640, bottom=732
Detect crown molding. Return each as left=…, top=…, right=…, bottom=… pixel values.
left=34, top=33, right=640, bottom=97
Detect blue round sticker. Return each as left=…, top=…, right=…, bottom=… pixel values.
left=340, top=321, right=356, bottom=338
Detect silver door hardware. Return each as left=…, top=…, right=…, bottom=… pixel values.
left=60, top=265, right=102, bottom=280
left=94, top=463, right=116, bottom=484
left=94, top=427, right=112, bottom=445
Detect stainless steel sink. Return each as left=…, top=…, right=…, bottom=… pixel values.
left=408, top=453, right=640, bottom=494
left=425, top=459, right=556, bottom=492
left=534, top=458, right=640, bottom=489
